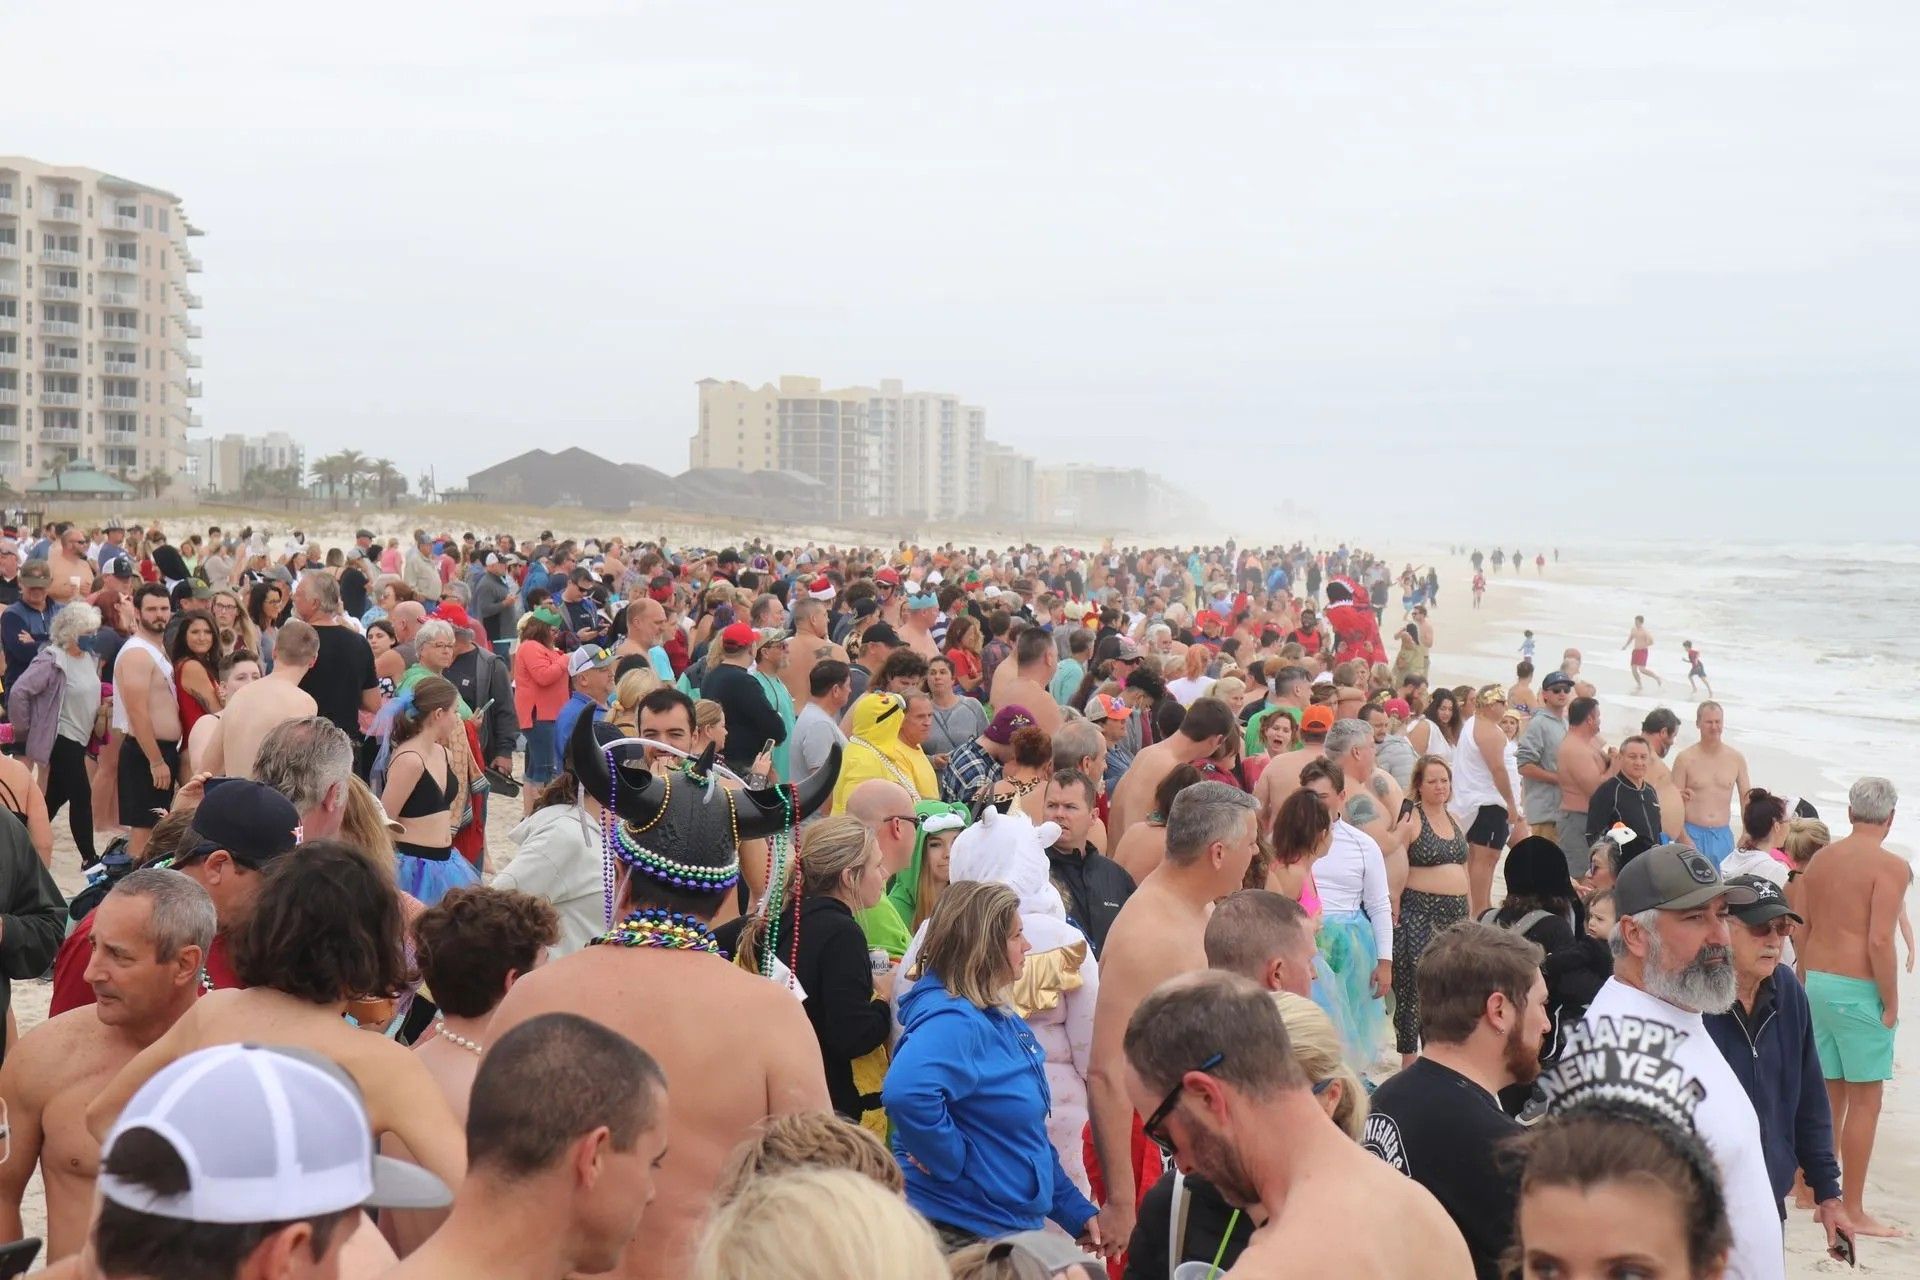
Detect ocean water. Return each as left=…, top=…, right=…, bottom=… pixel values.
left=1435, top=541, right=1919, bottom=852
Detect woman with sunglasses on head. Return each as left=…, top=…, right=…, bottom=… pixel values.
left=884, top=881, right=1102, bottom=1256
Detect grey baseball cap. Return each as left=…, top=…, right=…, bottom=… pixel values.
left=1614, top=844, right=1759, bottom=916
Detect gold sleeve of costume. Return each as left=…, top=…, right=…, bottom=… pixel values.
left=1010, top=940, right=1088, bottom=1019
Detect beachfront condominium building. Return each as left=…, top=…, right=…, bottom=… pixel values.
left=693, top=375, right=985, bottom=522
left=187, top=431, right=305, bottom=493
left=0, top=156, right=204, bottom=491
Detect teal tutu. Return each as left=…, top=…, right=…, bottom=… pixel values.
left=396, top=848, right=480, bottom=906
left=1315, top=911, right=1387, bottom=1068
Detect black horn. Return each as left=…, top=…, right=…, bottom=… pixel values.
left=737, top=743, right=843, bottom=841
left=567, top=710, right=668, bottom=830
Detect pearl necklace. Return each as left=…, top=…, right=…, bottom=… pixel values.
left=433, top=1016, right=484, bottom=1056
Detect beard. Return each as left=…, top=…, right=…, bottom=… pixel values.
left=1185, top=1121, right=1260, bottom=1209
left=1505, top=1010, right=1545, bottom=1085
left=1643, top=929, right=1737, bottom=1014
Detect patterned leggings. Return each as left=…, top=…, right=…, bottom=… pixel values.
left=1393, top=889, right=1469, bottom=1054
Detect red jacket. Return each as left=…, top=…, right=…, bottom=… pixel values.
left=52, top=914, right=238, bottom=1016
left=512, top=640, right=570, bottom=727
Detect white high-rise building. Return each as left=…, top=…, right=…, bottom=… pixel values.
left=0, top=156, right=204, bottom=490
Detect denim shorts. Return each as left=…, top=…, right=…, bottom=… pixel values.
left=523, top=719, right=559, bottom=784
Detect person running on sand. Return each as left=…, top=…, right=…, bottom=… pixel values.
left=1794, top=777, right=1911, bottom=1238
left=1684, top=639, right=1713, bottom=697
left=1621, top=615, right=1662, bottom=691
left=1125, top=972, right=1473, bottom=1278
left=1671, top=701, right=1750, bottom=869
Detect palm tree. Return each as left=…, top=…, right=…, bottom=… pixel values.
left=310, top=455, right=346, bottom=505
left=138, top=466, right=173, bottom=500
left=371, top=457, right=402, bottom=504
left=335, top=448, right=370, bottom=502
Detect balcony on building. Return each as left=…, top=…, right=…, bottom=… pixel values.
left=0, top=313, right=16, bottom=333
left=108, top=211, right=141, bottom=232
left=102, top=394, right=138, bottom=411
left=39, top=283, right=78, bottom=303
left=40, top=203, right=82, bottom=225
left=0, top=197, right=18, bottom=217
left=180, top=288, right=203, bottom=309
left=105, top=426, right=138, bottom=445
left=0, top=278, right=15, bottom=295
left=184, top=322, right=202, bottom=339
left=186, top=379, right=202, bottom=398
left=182, top=252, right=203, bottom=273
left=0, top=351, right=15, bottom=369
left=39, top=247, right=81, bottom=268
left=41, top=319, right=81, bottom=338
left=0, top=422, right=19, bottom=440
left=0, top=388, right=17, bottom=406
left=99, top=254, right=138, bottom=275
left=101, top=324, right=138, bottom=342
left=42, top=355, right=79, bottom=372
left=0, top=241, right=18, bottom=260
left=101, top=360, right=137, bottom=379
left=40, top=425, right=81, bottom=444
left=184, top=352, right=202, bottom=368
left=40, top=390, right=79, bottom=408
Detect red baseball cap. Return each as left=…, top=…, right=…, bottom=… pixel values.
left=874, top=567, right=902, bottom=587
left=434, top=603, right=475, bottom=633
left=720, top=621, right=758, bottom=648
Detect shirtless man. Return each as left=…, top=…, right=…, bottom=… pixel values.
left=1253, top=705, right=1330, bottom=828
left=46, top=522, right=96, bottom=606
left=1108, top=696, right=1236, bottom=841
left=1794, top=776, right=1911, bottom=1237
left=113, top=583, right=179, bottom=856
left=1124, top=972, right=1473, bottom=1278
left=988, top=627, right=1064, bottom=737
left=898, top=591, right=942, bottom=659
left=1326, top=717, right=1407, bottom=899
left=1555, top=697, right=1610, bottom=876
left=1670, top=701, right=1749, bottom=869
left=385, top=1015, right=669, bottom=1280
left=1621, top=615, right=1661, bottom=691
left=0, top=872, right=210, bottom=1259
left=1088, top=782, right=1259, bottom=1252
left=483, top=723, right=832, bottom=1280
left=780, top=596, right=847, bottom=708
left=199, top=618, right=320, bottom=780
left=184, top=650, right=261, bottom=777
left=1637, top=707, right=1688, bottom=841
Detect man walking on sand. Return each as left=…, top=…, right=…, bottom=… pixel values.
left=1671, top=701, right=1750, bottom=869
left=1795, top=777, right=1911, bottom=1238
left=1622, top=615, right=1662, bottom=691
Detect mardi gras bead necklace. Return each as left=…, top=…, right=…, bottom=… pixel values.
left=591, top=908, right=724, bottom=955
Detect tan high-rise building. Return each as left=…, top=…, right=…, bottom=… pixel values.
left=0, top=157, right=204, bottom=490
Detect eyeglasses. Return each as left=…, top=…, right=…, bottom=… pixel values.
left=1143, top=1051, right=1224, bottom=1157
left=1744, top=919, right=1795, bottom=938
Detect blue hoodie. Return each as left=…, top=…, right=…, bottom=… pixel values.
left=885, top=972, right=1098, bottom=1240
left=1703, top=964, right=1842, bottom=1207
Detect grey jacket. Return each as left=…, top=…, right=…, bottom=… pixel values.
left=470, top=570, right=518, bottom=642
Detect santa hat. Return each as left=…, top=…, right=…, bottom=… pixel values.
left=808, top=575, right=836, bottom=602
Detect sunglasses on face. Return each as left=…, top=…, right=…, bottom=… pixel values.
left=1744, top=919, right=1794, bottom=938
left=1143, top=1051, right=1224, bottom=1157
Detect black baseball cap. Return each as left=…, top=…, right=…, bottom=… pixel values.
left=106, top=555, right=135, bottom=579
left=1542, top=671, right=1576, bottom=692
left=1726, top=874, right=1802, bottom=926
left=178, top=779, right=303, bottom=869
left=862, top=622, right=902, bottom=648
left=1613, top=844, right=1759, bottom=916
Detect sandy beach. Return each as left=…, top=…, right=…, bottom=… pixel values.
left=1423, top=555, right=1919, bottom=1277
left=5, top=543, right=1911, bottom=1276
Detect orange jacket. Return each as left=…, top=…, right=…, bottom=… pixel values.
left=513, top=640, right=570, bottom=727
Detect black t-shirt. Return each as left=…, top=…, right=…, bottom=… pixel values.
left=299, top=625, right=378, bottom=740
left=340, top=566, right=371, bottom=619
left=1362, top=1058, right=1521, bottom=1280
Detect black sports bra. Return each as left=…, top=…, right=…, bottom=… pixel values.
left=393, top=750, right=453, bottom=819
left=0, top=779, right=25, bottom=828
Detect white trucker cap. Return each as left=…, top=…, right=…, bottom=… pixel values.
left=98, top=1043, right=451, bottom=1223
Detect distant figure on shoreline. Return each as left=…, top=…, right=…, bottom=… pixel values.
left=1621, top=616, right=1662, bottom=692
left=1683, top=640, right=1712, bottom=697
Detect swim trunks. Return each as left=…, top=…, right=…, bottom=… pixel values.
left=1806, top=970, right=1895, bottom=1082
left=1630, top=648, right=1649, bottom=667
left=1684, top=822, right=1735, bottom=867
left=117, top=738, right=180, bottom=829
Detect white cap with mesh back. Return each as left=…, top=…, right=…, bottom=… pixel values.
left=98, top=1043, right=451, bottom=1223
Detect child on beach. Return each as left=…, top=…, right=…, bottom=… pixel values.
left=1472, top=572, right=1485, bottom=608
left=1683, top=640, right=1712, bottom=697
left=1519, top=629, right=1536, bottom=660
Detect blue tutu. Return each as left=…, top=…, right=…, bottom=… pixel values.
left=1315, top=910, right=1387, bottom=1069
left=395, top=847, right=480, bottom=907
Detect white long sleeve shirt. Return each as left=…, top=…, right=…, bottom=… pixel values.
left=1317, top=819, right=1394, bottom=960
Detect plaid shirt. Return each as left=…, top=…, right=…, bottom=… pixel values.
left=940, top=739, right=1001, bottom=805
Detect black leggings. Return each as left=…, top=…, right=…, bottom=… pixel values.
left=46, top=735, right=96, bottom=863
left=1392, top=889, right=1468, bottom=1054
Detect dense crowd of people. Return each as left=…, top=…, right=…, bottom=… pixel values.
left=0, top=518, right=1905, bottom=1278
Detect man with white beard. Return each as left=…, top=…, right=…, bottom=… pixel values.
left=1583, top=845, right=1783, bottom=1280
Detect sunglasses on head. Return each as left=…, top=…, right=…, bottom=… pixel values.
left=1143, top=1051, right=1224, bottom=1157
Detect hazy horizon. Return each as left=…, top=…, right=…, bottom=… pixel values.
left=11, top=1, right=1918, bottom=543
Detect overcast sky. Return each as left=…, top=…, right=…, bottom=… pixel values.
left=12, top=1, right=1917, bottom=541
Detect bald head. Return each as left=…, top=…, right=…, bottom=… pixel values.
left=845, top=779, right=917, bottom=873
left=391, top=600, right=427, bottom=642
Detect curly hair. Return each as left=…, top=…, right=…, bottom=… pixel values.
left=414, top=886, right=561, bottom=1019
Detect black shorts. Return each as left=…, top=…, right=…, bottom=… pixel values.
left=1466, top=803, right=1510, bottom=848
left=118, top=738, right=180, bottom=829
